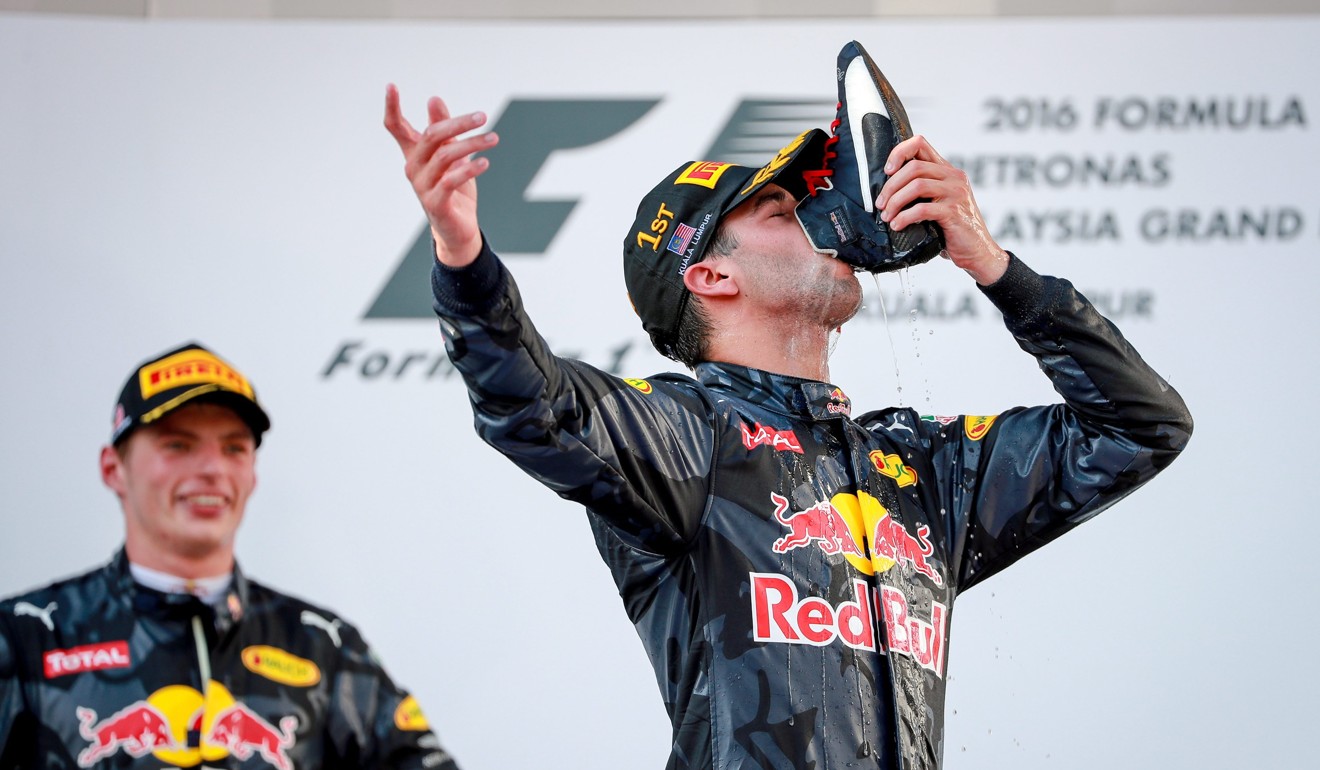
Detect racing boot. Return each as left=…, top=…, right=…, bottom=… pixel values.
left=796, top=40, right=944, bottom=273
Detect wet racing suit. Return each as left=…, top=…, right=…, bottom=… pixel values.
left=431, top=244, right=1192, bottom=770
left=0, top=549, right=460, bottom=770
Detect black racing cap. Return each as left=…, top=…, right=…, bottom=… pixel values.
left=110, top=342, right=271, bottom=447
left=622, top=128, right=829, bottom=358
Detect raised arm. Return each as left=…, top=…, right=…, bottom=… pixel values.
left=383, top=85, right=497, bottom=268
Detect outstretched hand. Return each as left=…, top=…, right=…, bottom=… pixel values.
left=383, top=85, right=499, bottom=267
left=878, top=136, right=1008, bottom=285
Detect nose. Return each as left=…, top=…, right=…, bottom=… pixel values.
left=194, top=441, right=227, bottom=476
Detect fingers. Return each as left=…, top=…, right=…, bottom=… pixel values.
left=415, top=142, right=493, bottom=213
left=383, top=84, right=420, bottom=153
left=383, top=86, right=490, bottom=168
left=427, top=95, right=450, bottom=126
left=385, top=88, right=496, bottom=192
left=876, top=135, right=967, bottom=231
left=880, top=170, right=947, bottom=231
left=410, top=117, right=497, bottom=195
left=883, top=134, right=946, bottom=175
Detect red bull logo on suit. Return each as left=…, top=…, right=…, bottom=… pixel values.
left=75, top=680, right=297, bottom=769
left=767, top=491, right=941, bottom=585
left=749, top=573, right=947, bottom=677
left=759, top=491, right=948, bottom=675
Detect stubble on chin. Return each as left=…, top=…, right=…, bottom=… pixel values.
left=811, top=261, right=863, bottom=329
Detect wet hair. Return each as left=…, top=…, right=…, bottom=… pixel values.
left=667, top=298, right=712, bottom=368
left=663, top=222, right=740, bottom=368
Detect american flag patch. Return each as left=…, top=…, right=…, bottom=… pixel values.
left=667, top=222, right=697, bottom=255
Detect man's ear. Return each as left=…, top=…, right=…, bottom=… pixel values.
left=100, top=444, right=126, bottom=497
left=683, top=258, right=739, bottom=299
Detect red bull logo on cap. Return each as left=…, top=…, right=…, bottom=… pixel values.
left=76, top=680, right=298, bottom=769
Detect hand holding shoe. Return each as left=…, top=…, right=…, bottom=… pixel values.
left=878, top=135, right=1009, bottom=286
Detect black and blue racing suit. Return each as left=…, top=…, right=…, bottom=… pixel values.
left=431, top=243, right=1191, bottom=770
left=0, top=549, right=460, bottom=770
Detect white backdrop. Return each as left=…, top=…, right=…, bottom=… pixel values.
left=2, top=14, right=1317, bottom=770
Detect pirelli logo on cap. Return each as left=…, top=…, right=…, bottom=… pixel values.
left=675, top=161, right=734, bottom=189
left=140, top=349, right=253, bottom=400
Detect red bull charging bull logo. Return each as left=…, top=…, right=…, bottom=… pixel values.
left=769, top=491, right=942, bottom=586
left=770, top=492, right=861, bottom=556
left=76, top=703, right=175, bottom=765
left=76, top=680, right=297, bottom=768
left=826, top=387, right=851, bottom=416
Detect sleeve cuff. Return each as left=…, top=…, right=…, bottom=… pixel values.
left=976, top=252, right=1048, bottom=330
left=430, top=235, right=506, bottom=317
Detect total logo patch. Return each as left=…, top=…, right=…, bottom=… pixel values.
left=44, top=641, right=130, bottom=679
left=76, top=680, right=297, bottom=769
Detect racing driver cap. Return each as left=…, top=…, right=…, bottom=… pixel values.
left=110, top=342, right=271, bottom=447
left=623, top=128, right=829, bottom=359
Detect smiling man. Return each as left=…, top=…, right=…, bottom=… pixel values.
left=0, top=343, right=460, bottom=770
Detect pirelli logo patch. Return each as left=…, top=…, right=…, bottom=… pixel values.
left=139, top=349, right=254, bottom=400
left=241, top=645, right=321, bottom=687
left=675, top=161, right=734, bottom=189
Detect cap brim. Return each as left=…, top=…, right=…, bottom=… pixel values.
left=128, top=385, right=271, bottom=446
left=719, top=129, right=829, bottom=216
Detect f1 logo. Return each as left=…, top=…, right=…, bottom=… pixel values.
left=366, top=98, right=831, bottom=319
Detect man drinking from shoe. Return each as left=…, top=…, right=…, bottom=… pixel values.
left=384, top=41, right=1192, bottom=770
